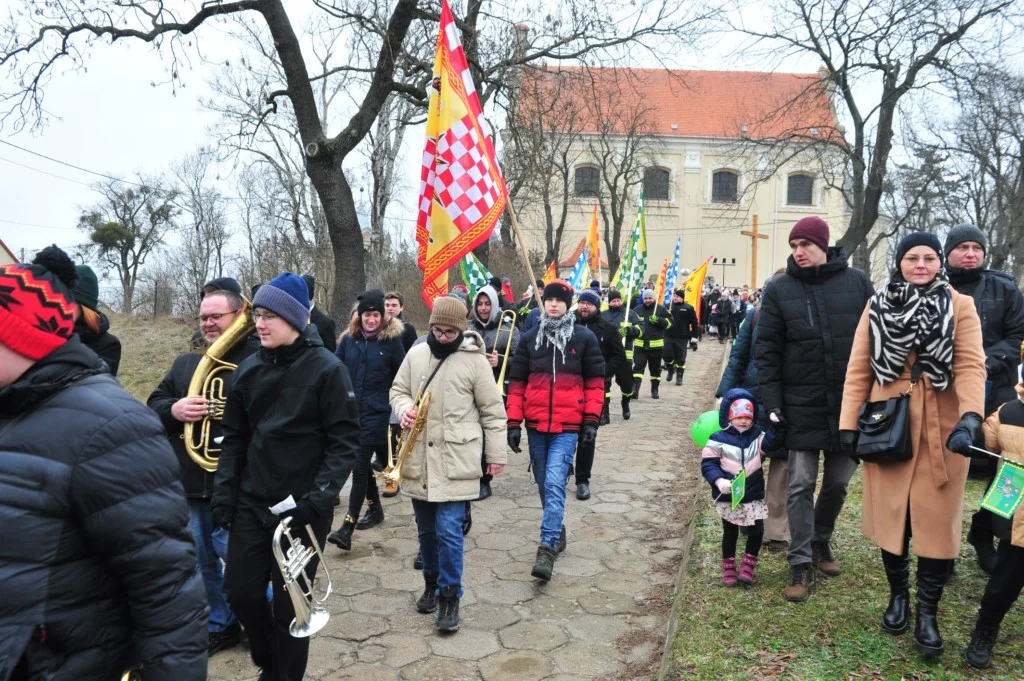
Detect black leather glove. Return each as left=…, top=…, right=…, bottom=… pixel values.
left=580, top=422, right=598, bottom=445
left=211, top=505, right=234, bottom=531
left=947, top=412, right=983, bottom=456
left=768, top=409, right=787, bottom=427
left=507, top=426, right=522, bottom=453
left=839, top=430, right=859, bottom=456
left=282, top=499, right=320, bottom=529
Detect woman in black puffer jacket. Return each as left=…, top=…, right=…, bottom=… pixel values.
left=0, top=247, right=207, bottom=681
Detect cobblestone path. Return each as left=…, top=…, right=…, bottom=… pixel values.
left=210, top=342, right=722, bottom=681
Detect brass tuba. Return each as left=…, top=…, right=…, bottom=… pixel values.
left=272, top=517, right=333, bottom=637
left=184, top=299, right=256, bottom=472
left=376, top=389, right=431, bottom=486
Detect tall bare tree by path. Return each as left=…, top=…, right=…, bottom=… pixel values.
left=731, top=0, right=1017, bottom=260
left=77, top=177, right=180, bottom=313
left=0, top=0, right=712, bottom=320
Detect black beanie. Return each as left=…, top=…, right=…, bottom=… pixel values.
left=895, top=232, right=943, bottom=266
left=944, top=224, right=987, bottom=258
left=357, top=288, right=386, bottom=315
left=488, top=276, right=502, bottom=291
left=607, top=289, right=622, bottom=302
left=542, top=279, right=573, bottom=308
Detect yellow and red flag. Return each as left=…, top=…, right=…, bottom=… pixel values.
left=682, top=256, right=713, bottom=322
left=585, top=205, right=601, bottom=278
left=653, top=258, right=669, bottom=308
left=416, top=0, right=507, bottom=306
left=541, top=261, right=557, bottom=285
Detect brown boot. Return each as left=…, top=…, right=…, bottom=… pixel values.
left=783, top=564, right=814, bottom=602
left=812, top=541, right=842, bottom=577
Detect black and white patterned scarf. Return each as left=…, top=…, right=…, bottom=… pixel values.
left=536, top=312, right=575, bottom=369
left=868, top=272, right=955, bottom=390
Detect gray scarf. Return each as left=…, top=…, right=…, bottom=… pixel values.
left=536, top=312, right=575, bottom=369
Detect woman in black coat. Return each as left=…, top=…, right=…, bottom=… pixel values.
left=72, top=264, right=122, bottom=375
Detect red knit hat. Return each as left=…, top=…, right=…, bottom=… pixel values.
left=788, top=216, right=830, bottom=253
left=0, top=246, right=78, bottom=360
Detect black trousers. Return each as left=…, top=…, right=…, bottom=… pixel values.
left=574, top=430, right=597, bottom=485
left=722, top=519, right=764, bottom=559
left=349, top=443, right=384, bottom=518
left=633, top=346, right=663, bottom=382
left=978, top=540, right=1024, bottom=628
left=663, top=337, right=688, bottom=371
left=225, top=505, right=331, bottom=681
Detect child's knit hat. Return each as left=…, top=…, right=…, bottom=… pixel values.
left=728, top=399, right=754, bottom=421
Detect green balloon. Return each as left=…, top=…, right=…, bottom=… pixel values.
left=691, top=410, right=719, bottom=449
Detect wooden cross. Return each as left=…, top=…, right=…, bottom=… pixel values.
left=740, top=215, right=767, bottom=288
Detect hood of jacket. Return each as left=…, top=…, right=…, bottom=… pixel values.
left=719, top=387, right=759, bottom=428
left=345, top=311, right=405, bottom=341
left=459, top=330, right=486, bottom=354
left=0, top=336, right=106, bottom=414
left=786, top=246, right=850, bottom=282
left=259, top=324, right=325, bottom=366
left=471, top=286, right=501, bottom=329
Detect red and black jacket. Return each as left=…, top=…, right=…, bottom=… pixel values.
left=506, top=323, right=606, bottom=433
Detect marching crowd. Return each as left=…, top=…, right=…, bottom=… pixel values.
left=1, top=213, right=1023, bottom=681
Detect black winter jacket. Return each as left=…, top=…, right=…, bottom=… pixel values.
left=755, top=248, right=874, bottom=451
left=397, top=316, right=418, bottom=352
left=147, top=335, right=262, bottom=499
left=575, top=310, right=631, bottom=393
left=309, top=306, right=338, bottom=353
left=666, top=302, right=699, bottom=339
left=0, top=338, right=207, bottom=681
left=947, top=267, right=1024, bottom=414
left=212, top=326, right=361, bottom=524
left=74, top=312, right=121, bottom=376
left=336, top=316, right=406, bottom=445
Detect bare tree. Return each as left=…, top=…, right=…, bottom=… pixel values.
left=78, top=177, right=179, bottom=313
left=732, top=0, right=1016, bottom=260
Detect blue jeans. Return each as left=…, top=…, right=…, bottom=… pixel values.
left=411, top=499, right=466, bottom=597
left=189, top=500, right=236, bottom=633
left=527, top=430, right=578, bottom=547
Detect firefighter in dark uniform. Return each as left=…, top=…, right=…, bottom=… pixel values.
left=664, top=289, right=700, bottom=386
left=600, top=289, right=637, bottom=419
left=629, top=289, right=672, bottom=399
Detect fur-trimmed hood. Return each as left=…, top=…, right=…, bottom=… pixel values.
left=344, top=311, right=405, bottom=342
left=459, top=330, right=486, bottom=354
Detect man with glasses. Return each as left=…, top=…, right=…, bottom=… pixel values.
left=148, top=288, right=261, bottom=656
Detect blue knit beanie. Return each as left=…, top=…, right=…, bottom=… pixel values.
left=252, top=272, right=310, bottom=331
left=578, top=289, right=601, bottom=308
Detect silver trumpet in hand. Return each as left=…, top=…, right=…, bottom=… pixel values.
left=272, top=517, right=333, bottom=637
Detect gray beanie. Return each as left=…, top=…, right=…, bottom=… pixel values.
left=944, top=224, right=987, bottom=258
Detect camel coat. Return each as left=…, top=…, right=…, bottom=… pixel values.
left=840, top=290, right=986, bottom=558
left=982, top=394, right=1024, bottom=549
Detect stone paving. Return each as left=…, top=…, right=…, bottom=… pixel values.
left=209, top=344, right=721, bottom=681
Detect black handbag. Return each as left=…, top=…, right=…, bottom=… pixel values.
left=855, top=363, right=923, bottom=463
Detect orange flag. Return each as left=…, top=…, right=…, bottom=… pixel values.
left=585, top=205, right=601, bottom=276
left=541, top=261, right=557, bottom=285
left=415, top=0, right=507, bottom=306
left=654, top=258, right=669, bottom=307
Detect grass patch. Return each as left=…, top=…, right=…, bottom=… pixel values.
left=665, top=471, right=1024, bottom=680
left=108, top=313, right=194, bottom=402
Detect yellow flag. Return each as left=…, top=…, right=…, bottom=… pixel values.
left=541, top=261, right=557, bottom=285
left=682, top=257, right=712, bottom=323
left=586, top=205, right=601, bottom=276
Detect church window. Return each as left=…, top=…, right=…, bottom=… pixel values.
left=643, top=167, right=670, bottom=201
left=574, top=166, right=600, bottom=197
left=787, top=174, right=814, bottom=205
left=712, top=170, right=738, bottom=202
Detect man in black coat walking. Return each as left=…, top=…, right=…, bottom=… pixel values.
left=601, top=290, right=638, bottom=419
left=212, top=272, right=361, bottom=681
left=0, top=247, right=208, bottom=681
left=944, top=224, right=1024, bottom=574
left=148, top=288, right=261, bottom=656
left=664, top=289, right=699, bottom=385
left=755, top=217, right=873, bottom=602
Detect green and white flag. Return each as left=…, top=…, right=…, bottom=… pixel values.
left=459, top=252, right=492, bottom=297
left=609, top=193, right=647, bottom=298
left=981, top=459, right=1024, bottom=520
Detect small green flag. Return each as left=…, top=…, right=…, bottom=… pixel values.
left=459, top=253, right=492, bottom=298
left=980, top=460, right=1024, bottom=520
left=730, top=469, right=747, bottom=511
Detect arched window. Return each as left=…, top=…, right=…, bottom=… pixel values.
left=643, top=167, right=670, bottom=201
left=711, top=170, right=738, bottom=203
left=574, top=166, right=600, bottom=197
left=787, top=173, right=814, bottom=205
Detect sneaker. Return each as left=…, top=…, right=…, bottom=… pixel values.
left=208, top=623, right=241, bottom=655
left=783, top=564, right=814, bottom=602
left=812, top=541, right=842, bottom=577
left=382, top=479, right=399, bottom=498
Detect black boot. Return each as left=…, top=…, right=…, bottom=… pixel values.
left=327, top=515, right=356, bottom=551
left=621, top=395, right=631, bottom=420
left=413, top=550, right=423, bottom=570
left=462, top=503, right=472, bottom=536
left=881, top=549, right=910, bottom=635
left=416, top=573, right=439, bottom=613
left=965, top=622, right=999, bottom=669
left=914, top=557, right=950, bottom=657
left=531, top=544, right=558, bottom=581
left=664, top=367, right=675, bottom=383
left=967, top=511, right=997, bottom=575
left=675, top=369, right=684, bottom=386
left=436, top=586, right=460, bottom=633
left=632, top=378, right=642, bottom=400
left=651, top=381, right=659, bottom=399
left=599, top=397, right=611, bottom=426
left=355, top=502, right=384, bottom=530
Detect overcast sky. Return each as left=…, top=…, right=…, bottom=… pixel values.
left=0, top=1, right=844, bottom=264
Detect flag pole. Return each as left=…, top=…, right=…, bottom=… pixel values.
left=970, top=446, right=1024, bottom=469
left=504, top=200, right=544, bottom=308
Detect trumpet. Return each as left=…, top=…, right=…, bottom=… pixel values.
left=272, top=517, right=333, bottom=638
left=496, top=309, right=517, bottom=396
left=377, top=389, right=431, bottom=486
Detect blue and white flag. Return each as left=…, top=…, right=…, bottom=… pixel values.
left=567, top=246, right=591, bottom=299
left=663, top=237, right=682, bottom=306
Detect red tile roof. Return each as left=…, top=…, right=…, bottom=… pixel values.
left=519, top=66, right=841, bottom=142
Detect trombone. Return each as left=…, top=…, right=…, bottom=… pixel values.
left=496, top=309, right=517, bottom=396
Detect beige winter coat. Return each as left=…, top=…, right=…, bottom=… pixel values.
left=982, top=389, right=1024, bottom=549
left=840, top=290, right=986, bottom=558
left=389, top=331, right=507, bottom=502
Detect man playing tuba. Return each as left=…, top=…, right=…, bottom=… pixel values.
left=147, top=284, right=260, bottom=656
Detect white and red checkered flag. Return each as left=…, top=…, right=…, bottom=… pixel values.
left=415, top=0, right=507, bottom=307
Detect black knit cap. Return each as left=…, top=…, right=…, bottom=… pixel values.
left=944, top=224, right=987, bottom=258
left=607, top=289, right=622, bottom=302
left=357, top=288, right=386, bottom=315
left=895, top=232, right=943, bottom=266
left=542, top=279, right=573, bottom=307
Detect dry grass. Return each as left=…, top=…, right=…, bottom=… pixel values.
left=108, top=313, right=195, bottom=402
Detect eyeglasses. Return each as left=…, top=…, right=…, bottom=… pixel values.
left=253, top=311, right=280, bottom=322
left=200, top=310, right=239, bottom=324
left=431, top=326, right=460, bottom=340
